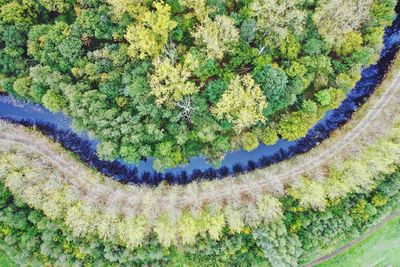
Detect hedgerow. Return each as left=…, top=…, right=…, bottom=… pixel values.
left=0, top=0, right=396, bottom=170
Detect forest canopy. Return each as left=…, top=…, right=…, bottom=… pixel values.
left=0, top=0, right=396, bottom=170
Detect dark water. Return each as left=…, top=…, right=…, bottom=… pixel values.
left=1, top=11, right=399, bottom=186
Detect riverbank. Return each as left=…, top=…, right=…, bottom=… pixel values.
left=0, top=51, right=400, bottom=247
left=1, top=11, right=399, bottom=185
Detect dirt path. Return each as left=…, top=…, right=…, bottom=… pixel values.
left=0, top=72, right=399, bottom=210
left=304, top=210, right=400, bottom=267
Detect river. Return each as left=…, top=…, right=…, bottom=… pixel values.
left=1, top=10, right=399, bottom=185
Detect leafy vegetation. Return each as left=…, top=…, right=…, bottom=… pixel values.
left=0, top=152, right=400, bottom=266
left=0, top=0, right=396, bottom=169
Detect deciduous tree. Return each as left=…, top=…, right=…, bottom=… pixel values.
left=212, top=74, right=267, bottom=133
left=149, top=58, right=198, bottom=108
left=125, top=2, right=177, bottom=59
left=192, top=15, right=239, bottom=60
left=313, top=0, right=374, bottom=44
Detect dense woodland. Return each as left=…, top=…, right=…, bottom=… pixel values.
left=0, top=0, right=396, bottom=169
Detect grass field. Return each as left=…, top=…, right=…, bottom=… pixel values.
left=0, top=250, right=14, bottom=267
left=318, top=215, right=400, bottom=267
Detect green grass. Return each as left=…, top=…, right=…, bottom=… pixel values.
left=0, top=250, right=14, bottom=267
left=318, top=215, right=400, bottom=267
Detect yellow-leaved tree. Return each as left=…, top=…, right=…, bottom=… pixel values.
left=250, top=0, right=306, bottom=43
left=125, top=2, right=177, bottom=59
left=149, top=58, right=198, bottom=108
left=106, top=0, right=148, bottom=19
left=179, top=0, right=211, bottom=22
left=192, top=15, right=239, bottom=60
left=212, top=74, right=267, bottom=133
left=313, top=0, right=374, bottom=44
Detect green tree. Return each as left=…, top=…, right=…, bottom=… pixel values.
left=42, top=89, right=68, bottom=112
left=253, top=65, right=294, bottom=116
left=277, top=112, right=315, bottom=141
left=28, top=22, right=83, bottom=72
left=38, top=0, right=76, bottom=12
left=258, top=127, right=279, bottom=146
left=335, top=31, right=363, bottom=56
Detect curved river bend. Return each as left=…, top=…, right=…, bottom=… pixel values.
left=1, top=12, right=400, bottom=186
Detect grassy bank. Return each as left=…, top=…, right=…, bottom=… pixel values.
left=0, top=250, right=14, bottom=267
left=318, top=214, right=400, bottom=267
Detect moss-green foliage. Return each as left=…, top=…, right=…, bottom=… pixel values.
left=0, top=0, right=396, bottom=169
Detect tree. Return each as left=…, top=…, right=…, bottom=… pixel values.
left=335, top=71, right=361, bottom=92
left=314, top=89, right=331, bottom=107
left=76, top=4, right=115, bottom=40
left=301, top=100, right=318, bottom=115
left=203, top=79, right=227, bottom=104
left=179, top=0, right=210, bottom=22
left=12, top=77, right=32, bottom=99
left=335, top=31, right=363, bottom=56
left=125, top=2, right=177, bottom=59
left=253, top=220, right=303, bottom=267
left=279, top=34, right=301, bottom=60
left=258, top=127, right=279, bottom=146
left=106, top=0, right=148, bottom=20
left=0, top=24, right=29, bottom=74
left=212, top=74, right=267, bottom=133
left=153, top=141, right=184, bottom=171
left=0, top=1, right=39, bottom=24
left=277, top=112, right=315, bottom=141
left=241, top=132, right=259, bottom=152
left=42, top=89, right=68, bottom=112
left=148, top=58, right=198, bottom=108
left=289, top=177, right=327, bottom=210
left=240, top=19, right=257, bottom=44
left=313, top=0, right=374, bottom=44
left=253, top=64, right=295, bottom=116
left=250, top=0, right=306, bottom=43
left=27, top=22, right=83, bottom=72
left=192, top=15, right=239, bottom=60
left=38, top=0, right=76, bottom=12
left=303, top=38, right=325, bottom=56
